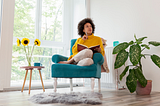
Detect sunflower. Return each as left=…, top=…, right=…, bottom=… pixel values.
left=17, top=38, right=21, bottom=46
left=34, top=39, right=41, bottom=46
left=21, top=38, right=30, bottom=46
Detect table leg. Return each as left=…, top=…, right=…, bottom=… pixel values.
left=29, top=69, right=32, bottom=94
left=39, top=70, right=45, bottom=92
left=21, top=70, right=28, bottom=92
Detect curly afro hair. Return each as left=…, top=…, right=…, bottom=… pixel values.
left=78, top=18, right=95, bottom=37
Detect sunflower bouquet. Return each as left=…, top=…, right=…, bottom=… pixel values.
left=17, top=38, right=41, bottom=66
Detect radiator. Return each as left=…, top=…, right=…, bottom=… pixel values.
left=100, top=47, right=117, bottom=89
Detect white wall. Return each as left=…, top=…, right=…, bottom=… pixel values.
left=90, top=0, right=160, bottom=91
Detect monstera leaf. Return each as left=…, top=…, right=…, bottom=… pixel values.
left=137, top=37, right=147, bottom=42
left=120, top=66, right=129, bottom=80
left=128, top=41, right=134, bottom=45
left=151, top=54, right=160, bottom=68
left=141, top=54, right=146, bottom=59
left=149, top=41, right=160, bottom=46
left=126, top=69, right=137, bottom=93
left=134, top=36, right=147, bottom=44
left=114, top=50, right=128, bottom=69
left=134, top=67, right=147, bottom=87
left=141, top=44, right=150, bottom=49
left=136, top=41, right=142, bottom=44
left=134, top=34, right=138, bottom=41
left=129, top=44, right=141, bottom=66
left=112, top=42, right=129, bottom=54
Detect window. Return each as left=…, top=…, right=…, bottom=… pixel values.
left=11, top=0, right=64, bottom=86
left=13, top=0, right=36, bottom=39
left=41, top=0, right=63, bottom=41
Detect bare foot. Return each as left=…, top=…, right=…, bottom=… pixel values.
left=58, top=58, right=75, bottom=64
left=58, top=61, right=69, bottom=64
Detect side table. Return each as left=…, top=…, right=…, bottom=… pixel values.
left=20, top=66, right=45, bottom=94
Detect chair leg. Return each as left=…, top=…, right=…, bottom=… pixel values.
left=54, top=78, right=57, bottom=92
left=91, top=78, right=95, bottom=91
left=70, top=78, right=73, bottom=91
left=98, top=78, right=101, bottom=91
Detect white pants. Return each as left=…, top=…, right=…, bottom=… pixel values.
left=72, top=49, right=94, bottom=66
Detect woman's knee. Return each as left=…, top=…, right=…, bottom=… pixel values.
left=83, top=49, right=93, bottom=58
left=77, top=58, right=94, bottom=66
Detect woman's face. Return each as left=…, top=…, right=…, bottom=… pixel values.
left=83, top=23, right=92, bottom=35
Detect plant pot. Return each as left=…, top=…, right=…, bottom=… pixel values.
left=136, top=80, right=152, bottom=95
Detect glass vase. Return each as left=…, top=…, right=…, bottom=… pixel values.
left=28, top=60, right=31, bottom=66
left=27, top=56, right=32, bottom=66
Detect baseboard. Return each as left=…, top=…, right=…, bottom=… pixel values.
left=0, top=83, right=83, bottom=92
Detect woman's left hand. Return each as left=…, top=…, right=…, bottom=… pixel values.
left=94, top=47, right=101, bottom=52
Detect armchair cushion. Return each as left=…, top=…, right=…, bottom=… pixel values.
left=51, top=64, right=100, bottom=78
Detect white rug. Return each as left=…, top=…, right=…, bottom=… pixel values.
left=28, top=92, right=102, bottom=105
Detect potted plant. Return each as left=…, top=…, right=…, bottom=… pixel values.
left=112, top=34, right=160, bottom=94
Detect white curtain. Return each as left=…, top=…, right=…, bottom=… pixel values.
left=0, top=0, right=15, bottom=90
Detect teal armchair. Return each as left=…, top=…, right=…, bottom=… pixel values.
left=51, top=39, right=104, bottom=92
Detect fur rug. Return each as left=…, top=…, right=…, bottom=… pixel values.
left=28, top=92, right=102, bottom=105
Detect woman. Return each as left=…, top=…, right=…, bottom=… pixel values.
left=59, top=18, right=105, bottom=66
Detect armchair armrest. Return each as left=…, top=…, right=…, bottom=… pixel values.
left=93, top=53, right=104, bottom=65
left=52, top=54, right=68, bottom=63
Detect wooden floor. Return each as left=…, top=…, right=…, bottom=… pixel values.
left=0, top=87, right=160, bottom=106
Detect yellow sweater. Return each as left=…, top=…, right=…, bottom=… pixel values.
left=68, top=34, right=105, bottom=60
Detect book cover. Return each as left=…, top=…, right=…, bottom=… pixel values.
left=77, top=44, right=100, bottom=52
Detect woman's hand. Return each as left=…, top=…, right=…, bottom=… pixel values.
left=82, top=35, right=88, bottom=40
left=94, top=47, right=101, bottom=52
